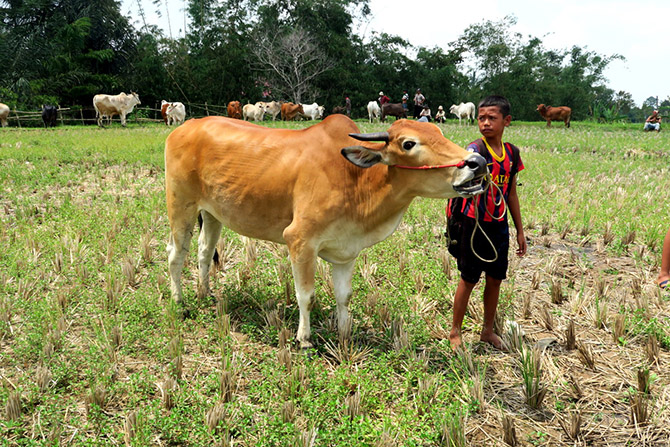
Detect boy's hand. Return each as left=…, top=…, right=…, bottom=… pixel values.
left=516, top=232, right=527, bottom=256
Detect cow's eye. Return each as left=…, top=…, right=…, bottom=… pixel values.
left=402, top=141, right=416, bottom=151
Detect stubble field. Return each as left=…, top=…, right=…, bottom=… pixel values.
left=0, top=119, right=669, bottom=446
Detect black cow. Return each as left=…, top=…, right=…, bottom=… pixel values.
left=42, top=105, right=58, bottom=127
left=381, top=103, right=407, bottom=122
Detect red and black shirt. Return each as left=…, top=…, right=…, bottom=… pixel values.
left=449, top=137, right=524, bottom=223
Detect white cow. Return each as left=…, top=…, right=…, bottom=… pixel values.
left=0, top=103, right=9, bottom=127
left=367, top=101, right=381, bottom=123
left=449, top=102, right=476, bottom=125
left=243, top=103, right=266, bottom=121
left=257, top=101, right=281, bottom=121
left=166, top=102, right=186, bottom=126
left=93, top=92, right=141, bottom=127
left=300, top=102, right=325, bottom=120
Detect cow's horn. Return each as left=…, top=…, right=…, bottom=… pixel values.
left=349, top=132, right=389, bottom=142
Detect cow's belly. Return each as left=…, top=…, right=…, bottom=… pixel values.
left=200, top=199, right=291, bottom=244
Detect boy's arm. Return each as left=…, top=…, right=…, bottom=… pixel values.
left=507, top=176, right=527, bottom=256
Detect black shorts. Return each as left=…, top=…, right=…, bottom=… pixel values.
left=448, top=217, right=509, bottom=284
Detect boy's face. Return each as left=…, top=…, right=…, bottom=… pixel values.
left=477, top=106, right=511, bottom=139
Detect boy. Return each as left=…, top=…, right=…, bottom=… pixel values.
left=447, top=95, right=527, bottom=350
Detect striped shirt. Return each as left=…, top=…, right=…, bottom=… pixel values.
left=451, top=138, right=524, bottom=223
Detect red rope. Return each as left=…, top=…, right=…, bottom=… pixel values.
left=393, top=160, right=466, bottom=170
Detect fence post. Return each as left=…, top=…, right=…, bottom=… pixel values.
left=205, top=102, right=209, bottom=116
left=58, top=105, right=64, bottom=126
left=14, top=110, right=21, bottom=128
left=80, top=109, right=85, bottom=126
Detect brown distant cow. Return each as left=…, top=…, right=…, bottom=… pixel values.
left=227, top=101, right=242, bottom=119
left=537, top=104, right=571, bottom=128
left=161, top=100, right=171, bottom=125
left=281, top=102, right=304, bottom=121
left=381, top=103, right=407, bottom=122
left=164, top=115, right=487, bottom=348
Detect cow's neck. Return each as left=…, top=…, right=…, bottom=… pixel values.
left=352, top=165, right=416, bottom=231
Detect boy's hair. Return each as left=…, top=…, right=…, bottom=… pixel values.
left=478, top=95, right=511, bottom=117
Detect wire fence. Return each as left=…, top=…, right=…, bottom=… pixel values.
left=2, top=101, right=233, bottom=128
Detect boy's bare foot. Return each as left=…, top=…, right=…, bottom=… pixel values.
left=480, top=331, right=503, bottom=350
left=449, top=331, right=463, bottom=352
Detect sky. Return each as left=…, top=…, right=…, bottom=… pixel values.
left=121, top=0, right=669, bottom=106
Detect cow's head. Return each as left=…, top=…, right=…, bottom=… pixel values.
left=130, top=92, right=141, bottom=105
left=341, top=120, right=488, bottom=198
left=537, top=104, right=546, bottom=113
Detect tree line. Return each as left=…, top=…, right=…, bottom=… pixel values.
left=0, top=0, right=664, bottom=123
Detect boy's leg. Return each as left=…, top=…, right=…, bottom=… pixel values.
left=450, top=278, right=477, bottom=350
left=480, top=275, right=503, bottom=349
left=657, top=227, right=670, bottom=288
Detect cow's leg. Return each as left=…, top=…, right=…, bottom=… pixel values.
left=120, top=112, right=127, bottom=127
left=332, top=260, right=356, bottom=341
left=284, top=229, right=317, bottom=349
left=167, top=205, right=199, bottom=305
left=546, top=120, right=551, bottom=127
left=197, top=210, right=223, bottom=299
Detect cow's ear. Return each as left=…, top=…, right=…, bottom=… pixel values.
left=341, top=146, right=383, bottom=168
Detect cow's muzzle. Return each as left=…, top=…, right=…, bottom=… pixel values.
left=453, top=153, right=488, bottom=196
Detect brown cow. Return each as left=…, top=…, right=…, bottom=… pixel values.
left=381, top=103, right=407, bottom=122
left=161, top=100, right=171, bottom=125
left=227, top=101, right=242, bottom=119
left=164, top=115, right=487, bottom=348
left=537, top=104, right=571, bottom=128
left=281, top=102, right=304, bottom=121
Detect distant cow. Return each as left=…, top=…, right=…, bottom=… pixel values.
left=449, top=102, right=476, bottom=125
left=301, top=103, right=325, bottom=120
left=93, top=92, right=141, bottom=127
left=257, top=101, right=281, bottom=121
left=166, top=102, right=186, bottom=126
left=331, top=106, right=347, bottom=115
left=161, top=100, right=171, bottom=125
left=537, top=104, right=571, bottom=128
left=381, top=103, right=407, bottom=122
left=42, top=105, right=57, bottom=127
left=243, top=103, right=266, bottom=121
left=227, top=101, right=242, bottom=119
left=0, top=103, right=9, bottom=127
left=281, top=102, right=304, bottom=121
left=367, top=101, right=381, bottom=123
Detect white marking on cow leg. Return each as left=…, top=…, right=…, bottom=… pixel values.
left=197, top=211, right=223, bottom=299
left=290, top=254, right=317, bottom=349
left=332, top=260, right=355, bottom=341
left=167, top=213, right=197, bottom=304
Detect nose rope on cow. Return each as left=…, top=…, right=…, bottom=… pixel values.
left=469, top=176, right=507, bottom=263
left=439, top=172, right=508, bottom=263
left=394, top=162, right=508, bottom=262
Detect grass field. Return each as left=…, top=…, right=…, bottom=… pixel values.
left=1, top=119, right=669, bottom=446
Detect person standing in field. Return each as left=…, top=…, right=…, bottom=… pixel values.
left=413, top=89, right=425, bottom=118
left=402, top=90, right=409, bottom=113
left=345, top=95, right=352, bottom=117
left=446, top=95, right=527, bottom=351
left=378, top=91, right=390, bottom=106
